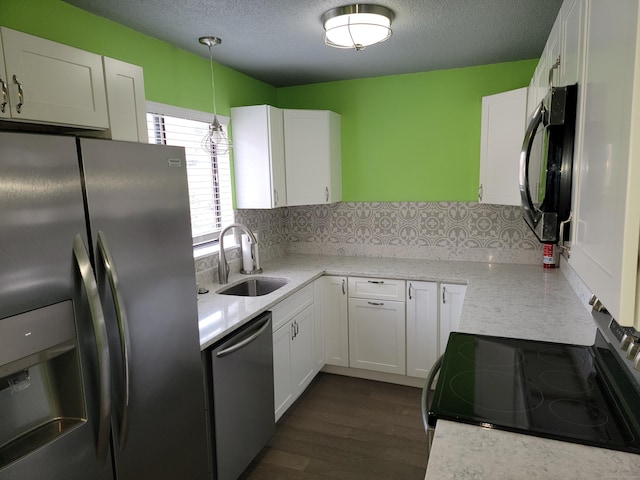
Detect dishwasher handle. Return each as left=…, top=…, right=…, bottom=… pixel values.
left=216, top=315, right=271, bottom=358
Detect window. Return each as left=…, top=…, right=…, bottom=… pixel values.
left=146, top=102, right=233, bottom=245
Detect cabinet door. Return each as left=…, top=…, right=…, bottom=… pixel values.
left=479, top=87, right=527, bottom=205
left=440, top=284, right=466, bottom=353
left=103, top=57, right=148, bottom=142
left=231, top=105, right=286, bottom=208
left=559, top=0, right=586, bottom=87
left=406, top=281, right=438, bottom=378
left=0, top=34, right=9, bottom=119
left=1, top=27, right=108, bottom=128
left=321, top=276, right=349, bottom=367
left=284, top=109, right=341, bottom=206
left=290, top=304, right=316, bottom=393
left=273, top=321, right=293, bottom=421
left=348, top=298, right=406, bottom=375
left=313, top=278, right=325, bottom=371
left=569, top=0, right=640, bottom=326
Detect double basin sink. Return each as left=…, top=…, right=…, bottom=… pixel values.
left=217, top=277, right=288, bottom=297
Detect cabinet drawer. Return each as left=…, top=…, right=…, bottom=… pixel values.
left=271, top=284, right=314, bottom=331
left=347, top=277, right=405, bottom=301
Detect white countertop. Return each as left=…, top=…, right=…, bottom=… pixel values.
left=196, top=254, right=639, bottom=478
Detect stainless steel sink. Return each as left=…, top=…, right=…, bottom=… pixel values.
left=217, top=277, right=288, bottom=297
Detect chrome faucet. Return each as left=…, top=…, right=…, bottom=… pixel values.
left=218, top=223, right=261, bottom=284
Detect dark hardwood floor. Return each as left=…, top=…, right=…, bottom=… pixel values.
left=240, top=373, right=429, bottom=480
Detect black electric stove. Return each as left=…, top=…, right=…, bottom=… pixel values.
left=427, top=313, right=640, bottom=454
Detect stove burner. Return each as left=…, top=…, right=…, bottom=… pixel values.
left=537, top=347, right=588, bottom=368
left=539, top=370, right=596, bottom=394
left=450, top=370, right=544, bottom=413
left=548, top=399, right=609, bottom=427
left=458, top=340, right=524, bottom=367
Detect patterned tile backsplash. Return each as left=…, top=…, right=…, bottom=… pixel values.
left=195, top=202, right=543, bottom=285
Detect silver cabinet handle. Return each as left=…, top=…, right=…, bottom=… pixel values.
left=367, top=301, right=384, bottom=306
left=367, top=280, right=384, bottom=284
left=325, top=186, right=329, bottom=202
left=0, top=77, right=7, bottom=113
left=478, top=183, right=483, bottom=202
left=341, top=278, right=346, bottom=295
left=442, top=286, right=446, bottom=304
left=548, top=56, right=561, bottom=89
left=73, top=234, right=111, bottom=464
left=295, top=320, right=299, bottom=336
left=291, top=322, right=295, bottom=341
left=408, top=282, right=413, bottom=300
left=274, top=188, right=278, bottom=206
left=13, top=75, right=23, bottom=114
left=97, top=231, right=131, bottom=449
left=216, top=315, right=271, bottom=357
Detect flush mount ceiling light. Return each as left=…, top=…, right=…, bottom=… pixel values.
left=322, top=4, right=394, bottom=51
left=199, top=36, right=232, bottom=155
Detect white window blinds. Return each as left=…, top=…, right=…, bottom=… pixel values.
left=146, top=102, right=233, bottom=245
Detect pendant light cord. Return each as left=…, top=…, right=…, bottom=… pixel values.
left=208, top=44, right=218, bottom=117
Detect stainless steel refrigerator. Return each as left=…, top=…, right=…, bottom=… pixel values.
left=0, top=131, right=209, bottom=479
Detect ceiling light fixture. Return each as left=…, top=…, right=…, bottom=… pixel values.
left=199, top=36, right=232, bottom=155
left=321, top=4, right=394, bottom=51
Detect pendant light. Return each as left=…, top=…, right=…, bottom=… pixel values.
left=199, top=36, right=232, bottom=155
left=322, top=4, right=394, bottom=51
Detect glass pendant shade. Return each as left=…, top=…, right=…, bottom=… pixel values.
left=322, top=4, right=393, bottom=50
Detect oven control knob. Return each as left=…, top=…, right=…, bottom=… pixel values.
left=621, top=333, right=634, bottom=351
left=627, top=337, right=640, bottom=360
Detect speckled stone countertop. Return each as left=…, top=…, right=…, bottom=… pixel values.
left=197, top=254, right=639, bottom=478
left=198, top=254, right=596, bottom=350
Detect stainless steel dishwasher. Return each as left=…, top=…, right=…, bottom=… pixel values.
left=204, top=311, right=275, bottom=480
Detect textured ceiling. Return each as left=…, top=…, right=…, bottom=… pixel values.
left=63, top=0, right=563, bottom=87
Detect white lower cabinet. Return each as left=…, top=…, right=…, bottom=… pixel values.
left=271, top=285, right=317, bottom=421
left=348, top=298, right=406, bottom=374
left=319, top=276, right=349, bottom=367
left=406, top=281, right=439, bottom=378
left=440, top=284, right=467, bottom=353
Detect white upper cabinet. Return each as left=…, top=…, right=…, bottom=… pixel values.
left=479, top=87, right=527, bottom=205
left=283, top=109, right=342, bottom=206
left=231, top=105, right=287, bottom=209
left=103, top=57, right=148, bottom=142
left=0, top=27, right=108, bottom=128
left=569, top=0, right=640, bottom=328
left=559, top=0, right=585, bottom=87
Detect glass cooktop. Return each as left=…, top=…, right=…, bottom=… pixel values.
left=428, top=332, right=640, bottom=453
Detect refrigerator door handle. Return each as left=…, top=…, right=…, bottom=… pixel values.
left=72, top=233, right=111, bottom=464
left=519, top=100, right=546, bottom=230
left=97, top=231, right=132, bottom=449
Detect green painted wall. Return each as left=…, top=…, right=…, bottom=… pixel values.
left=1, top=0, right=535, bottom=203
left=0, top=0, right=277, bottom=114
left=277, top=60, right=536, bottom=201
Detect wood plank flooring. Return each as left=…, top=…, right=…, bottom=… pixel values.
left=240, top=373, right=429, bottom=480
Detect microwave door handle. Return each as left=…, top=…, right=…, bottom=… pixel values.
left=97, top=231, right=132, bottom=450
left=520, top=102, right=546, bottom=228
left=73, top=234, right=111, bottom=464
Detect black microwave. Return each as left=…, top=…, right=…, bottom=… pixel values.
left=519, top=83, right=578, bottom=243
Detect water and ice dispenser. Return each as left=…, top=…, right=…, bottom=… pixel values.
left=0, top=301, right=85, bottom=467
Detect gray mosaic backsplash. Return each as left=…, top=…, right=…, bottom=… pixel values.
left=195, top=202, right=543, bottom=285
